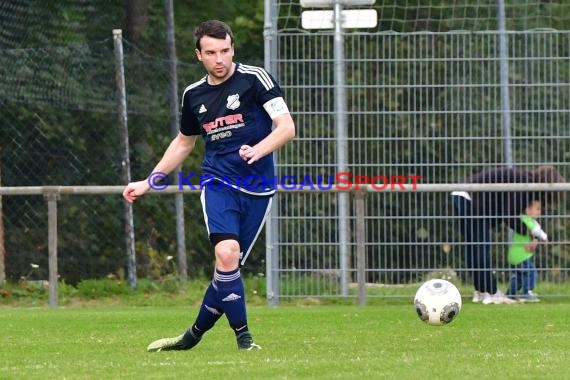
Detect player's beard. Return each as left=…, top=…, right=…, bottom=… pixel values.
left=208, top=63, right=234, bottom=83
left=211, top=69, right=227, bottom=79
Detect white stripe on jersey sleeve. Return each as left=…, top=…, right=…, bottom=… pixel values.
left=181, top=76, right=207, bottom=106
left=237, top=64, right=274, bottom=91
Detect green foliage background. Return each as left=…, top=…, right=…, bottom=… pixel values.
left=1, top=1, right=569, bottom=285
left=0, top=0, right=265, bottom=283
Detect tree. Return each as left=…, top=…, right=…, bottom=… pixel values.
left=126, top=0, right=149, bottom=47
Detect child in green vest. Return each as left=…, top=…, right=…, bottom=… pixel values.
left=506, top=201, right=547, bottom=302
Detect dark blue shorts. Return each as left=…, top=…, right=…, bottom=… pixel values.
left=200, top=184, right=272, bottom=266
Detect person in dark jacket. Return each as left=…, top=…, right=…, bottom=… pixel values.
left=452, top=165, right=564, bottom=305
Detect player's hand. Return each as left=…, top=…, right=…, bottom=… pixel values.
left=122, top=180, right=151, bottom=203
left=239, top=145, right=261, bottom=164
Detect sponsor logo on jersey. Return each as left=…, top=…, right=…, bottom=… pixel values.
left=202, top=114, right=244, bottom=133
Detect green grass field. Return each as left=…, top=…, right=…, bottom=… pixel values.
left=1, top=301, right=569, bottom=380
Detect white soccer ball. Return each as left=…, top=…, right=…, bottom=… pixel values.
left=414, top=279, right=462, bottom=326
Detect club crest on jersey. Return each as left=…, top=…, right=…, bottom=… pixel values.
left=226, top=94, right=240, bottom=110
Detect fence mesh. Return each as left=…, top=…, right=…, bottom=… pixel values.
left=0, top=1, right=214, bottom=284
left=270, top=0, right=570, bottom=299
left=279, top=0, right=570, bottom=32
left=1, top=1, right=570, bottom=301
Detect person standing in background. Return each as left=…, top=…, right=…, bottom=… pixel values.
left=452, top=165, right=564, bottom=305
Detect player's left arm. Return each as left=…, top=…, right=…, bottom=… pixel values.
left=239, top=97, right=296, bottom=164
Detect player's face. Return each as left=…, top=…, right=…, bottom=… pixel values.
left=195, top=34, right=235, bottom=85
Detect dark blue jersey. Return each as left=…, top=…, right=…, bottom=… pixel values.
left=463, top=167, right=537, bottom=232
left=180, top=63, right=282, bottom=196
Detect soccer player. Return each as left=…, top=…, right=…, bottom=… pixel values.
left=122, top=20, right=295, bottom=351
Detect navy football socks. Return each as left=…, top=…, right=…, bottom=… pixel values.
left=190, top=281, right=223, bottom=338
left=214, top=268, right=249, bottom=336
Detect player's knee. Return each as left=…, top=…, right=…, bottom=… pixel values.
left=216, top=250, right=240, bottom=268
left=214, top=239, right=241, bottom=269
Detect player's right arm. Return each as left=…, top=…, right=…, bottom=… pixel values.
left=123, top=133, right=197, bottom=203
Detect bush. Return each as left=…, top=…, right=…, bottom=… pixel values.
left=76, top=279, right=129, bottom=299
left=0, top=276, right=268, bottom=306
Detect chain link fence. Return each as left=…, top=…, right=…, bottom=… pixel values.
left=0, top=1, right=217, bottom=285
left=1, top=1, right=570, bottom=303
left=267, top=0, right=570, bottom=301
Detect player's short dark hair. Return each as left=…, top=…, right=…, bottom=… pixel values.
left=194, top=20, right=234, bottom=51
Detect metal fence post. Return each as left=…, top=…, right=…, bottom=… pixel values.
left=333, top=1, right=350, bottom=297
left=164, top=0, right=187, bottom=283
left=113, top=29, right=137, bottom=289
left=265, top=0, right=280, bottom=306
left=496, top=0, right=513, bottom=167
left=45, top=189, right=59, bottom=308
left=354, top=189, right=367, bottom=305
left=0, top=154, right=5, bottom=285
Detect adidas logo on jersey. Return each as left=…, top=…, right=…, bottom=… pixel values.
left=222, top=293, right=242, bottom=302
left=199, top=104, right=207, bottom=113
